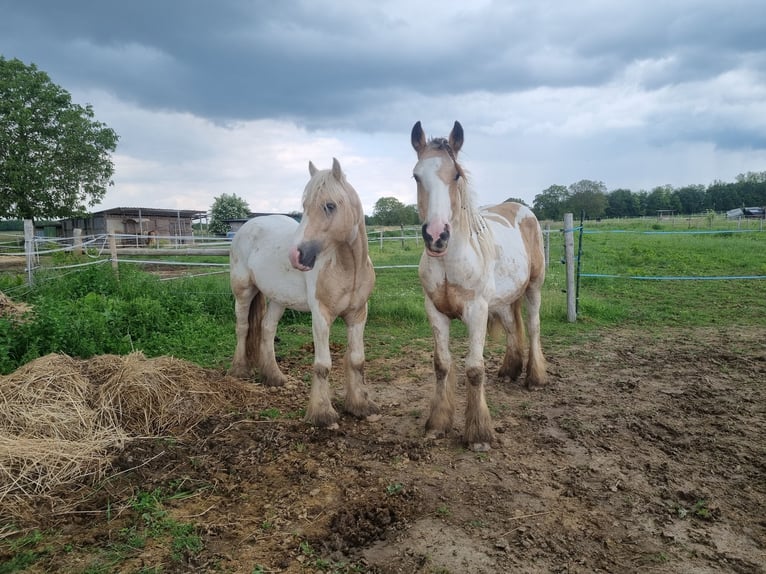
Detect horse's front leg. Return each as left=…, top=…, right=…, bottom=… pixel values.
left=464, top=299, right=493, bottom=451
left=305, top=307, right=340, bottom=428
left=342, top=306, right=380, bottom=420
left=424, top=296, right=456, bottom=439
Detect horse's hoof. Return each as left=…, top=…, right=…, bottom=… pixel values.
left=261, top=376, right=287, bottom=388
left=470, top=442, right=491, bottom=452
left=346, top=400, right=380, bottom=420
left=365, top=413, right=382, bottom=422
left=424, top=429, right=446, bottom=441
left=305, top=410, right=340, bottom=429
left=227, top=367, right=251, bottom=380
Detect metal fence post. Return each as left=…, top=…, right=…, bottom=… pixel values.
left=564, top=213, right=576, bottom=322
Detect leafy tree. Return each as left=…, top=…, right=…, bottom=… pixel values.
left=565, top=180, right=608, bottom=219
left=209, top=193, right=250, bottom=235
left=674, top=185, right=706, bottom=214
left=606, top=188, right=640, bottom=218
left=704, top=180, right=740, bottom=212
left=645, top=185, right=678, bottom=214
left=533, top=185, right=569, bottom=221
left=0, top=57, right=118, bottom=221
left=371, top=196, right=418, bottom=225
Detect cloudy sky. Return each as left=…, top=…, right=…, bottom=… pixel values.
left=2, top=0, right=766, bottom=216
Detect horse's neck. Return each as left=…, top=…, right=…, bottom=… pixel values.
left=352, top=222, right=371, bottom=265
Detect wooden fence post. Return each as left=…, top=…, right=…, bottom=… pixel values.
left=108, top=233, right=119, bottom=274
left=73, top=228, right=83, bottom=254
left=24, top=219, right=35, bottom=286
left=563, top=213, right=577, bottom=322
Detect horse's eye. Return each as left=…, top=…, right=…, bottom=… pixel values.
left=454, top=172, right=461, bottom=181
left=324, top=202, right=337, bottom=215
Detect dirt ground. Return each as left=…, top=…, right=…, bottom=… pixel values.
left=3, top=325, right=765, bottom=573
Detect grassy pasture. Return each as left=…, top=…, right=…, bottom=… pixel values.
left=0, top=218, right=764, bottom=373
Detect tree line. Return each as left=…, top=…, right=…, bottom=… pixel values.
left=531, top=173, right=766, bottom=221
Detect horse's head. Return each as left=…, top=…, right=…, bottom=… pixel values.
left=411, top=121, right=466, bottom=257
left=289, top=158, right=364, bottom=271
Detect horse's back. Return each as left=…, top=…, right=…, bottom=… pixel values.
left=230, top=215, right=310, bottom=310
left=482, top=202, right=545, bottom=295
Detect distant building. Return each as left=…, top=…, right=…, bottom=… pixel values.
left=727, top=207, right=765, bottom=219
left=58, top=207, right=207, bottom=240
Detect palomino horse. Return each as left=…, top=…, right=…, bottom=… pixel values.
left=411, top=121, right=547, bottom=451
left=228, top=158, right=378, bottom=428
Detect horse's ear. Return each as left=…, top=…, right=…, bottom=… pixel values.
left=309, top=161, right=318, bottom=176
left=411, top=121, right=426, bottom=153
left=449, top=121, right=464, bottom=154
left=331, top=157, right=343, bottom=181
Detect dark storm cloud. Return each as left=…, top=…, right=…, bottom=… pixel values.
left=3, top=1, right=766, bottom=132
left=2, top=0, right=766, bottom=213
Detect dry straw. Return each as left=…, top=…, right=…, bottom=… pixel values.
left=0, top=351, right=249, bottom=520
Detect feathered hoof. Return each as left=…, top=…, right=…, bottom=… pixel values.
left=305, top=409, right=339, bottom=429
left=345, top=400, right=380, bottom=420
left=227, top=365, right=252, bottom=380
left=424, top=428, right=448, bottom=441
left=524, top=375, right=547, bottom=389
left=498, top=365, right=523, bottom=382
left=260, top=374, right=288, bottom=387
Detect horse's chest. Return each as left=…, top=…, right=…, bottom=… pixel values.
left=424, top=278, right=475, bottom=319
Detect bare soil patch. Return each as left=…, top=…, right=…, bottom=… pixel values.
left=1, top=326, right=764, bottom=573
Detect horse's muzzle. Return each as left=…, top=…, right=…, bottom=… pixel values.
left=422, top=222, right=450, bottom=256
left=289, top=240, right=321, bottom=271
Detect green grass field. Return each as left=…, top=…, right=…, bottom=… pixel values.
left=1, top=216, right=764, bottom=374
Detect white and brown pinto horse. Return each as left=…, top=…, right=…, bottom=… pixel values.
left=229, top=158, right=378, bottom=428
left=411, top=121, right=547, bottom=451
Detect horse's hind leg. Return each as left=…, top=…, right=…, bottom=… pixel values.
left=496, top=300, right=525, bottom=381
left=229, top=284, right=257, bottom=379
left=424, top=298, right=456, bottom=439
left=524, top=281, right=547, bottom=388
left=257, top=301, right=288, bottom=387
left=305, top=308, right=340, bottom=428
left=342, top=307, right=379, bottom=420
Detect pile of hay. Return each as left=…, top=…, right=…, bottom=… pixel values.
left=0, top=352, right=249, bottom=518
left=0, top=290, right=32, bottom=323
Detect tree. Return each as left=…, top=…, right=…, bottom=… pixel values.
left=565, top=180, right=608, bottom=219
left=0, top=57, right=119, bottom=221
left=606, top=188, right=640, bottom=218
left=674, top=185, right=705, bottom=214
left=533, top=185, right=569, bottom=221
left=371, top=196, right=418, bottom=226
left=209, top=193, right=250, bottom=235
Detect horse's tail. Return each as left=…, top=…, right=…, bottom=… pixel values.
left=246, top=290, right=266, bottom=367
left=487, top=299, right=524, bottom=342
left=487, top=314, right=504, bottom=341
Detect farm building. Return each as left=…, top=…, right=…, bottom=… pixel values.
left=726, top=207, right=766, bottom=219
left=57, top=207, right=207, bottom=240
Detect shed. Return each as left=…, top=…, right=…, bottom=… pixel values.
left=58, top=207, right=207, bottom=242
